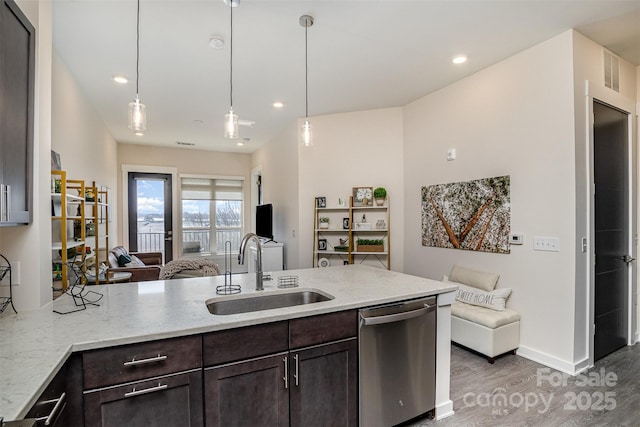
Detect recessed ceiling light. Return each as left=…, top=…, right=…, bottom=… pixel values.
left=452, top=56, right=467, bottom=65
left=237, top=137, right=250, bottom=146
left=112, top=75, right=128, bottom=84
left=273, top=101, right=284, bottom=108
left=134, top=132, right=144, bottom=136
left=208, top=35, right=224, bottom=50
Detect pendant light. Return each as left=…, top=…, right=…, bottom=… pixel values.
left=128, top=0, right=146, bottom=134
left=224, top=0, right=239, bottom=139
left=299, top=15, right=314, bottom=147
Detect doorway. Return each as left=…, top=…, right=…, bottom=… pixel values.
left=592, top=100, right=632, bottom=361
left=127, top=172, right=173, bottom=263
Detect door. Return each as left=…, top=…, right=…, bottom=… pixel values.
left=593, top=100, right=630, bottom=360
left=0, top=0, right=35, bottom=225
left=204, top=353, right=289, bottom=426
left=127, top=173, right=173, bottom=262
left=289, top=339, right=358, bottom=427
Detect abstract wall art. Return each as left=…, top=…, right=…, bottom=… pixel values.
left=421, top=175, right=510, bottom=254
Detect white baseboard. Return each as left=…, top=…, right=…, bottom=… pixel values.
left=434, top=400, right=454, bottom=420
left=516, top=345, right=588, bottom=375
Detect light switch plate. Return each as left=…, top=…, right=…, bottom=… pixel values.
left=533, top=236, right=560, bottom=252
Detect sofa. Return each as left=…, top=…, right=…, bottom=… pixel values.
left=445, top=264, right=520, bottom=364
left=107, top=246, right=162, bottom=282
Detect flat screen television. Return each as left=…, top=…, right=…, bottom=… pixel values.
left=256, top=204, right=273, bottom=240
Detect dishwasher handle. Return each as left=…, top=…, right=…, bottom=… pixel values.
left=361, top=303, right=435, bottom=326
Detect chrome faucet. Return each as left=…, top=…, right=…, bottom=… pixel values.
left=238, top=233, right=264, bottom=291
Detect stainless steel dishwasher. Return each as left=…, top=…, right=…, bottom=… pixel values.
left=359, top=296, right=437, bottom=427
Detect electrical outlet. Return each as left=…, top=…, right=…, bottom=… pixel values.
left=533, top=236, right=560, bottom=252
left=292, top=229, right=296, bottom=238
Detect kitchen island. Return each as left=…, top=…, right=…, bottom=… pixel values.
left=0, top=265, right=457, bottom=423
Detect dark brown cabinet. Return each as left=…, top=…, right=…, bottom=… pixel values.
left=82, top=335, right=203, bottom=427
left=205, top=353, right=289, bottom=426
left=84, top=370, right=203, bottom=427
left=26, top=354, right=83, bottom=427
left=0, top=0, right=34, bottom=225
left=289, top=339, right=358, bottom=427
left=203, top=312, right=358, bottom=427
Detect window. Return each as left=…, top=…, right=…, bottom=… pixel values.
left=181, top=177, right=244, bottom=254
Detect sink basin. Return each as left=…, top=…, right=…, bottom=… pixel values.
left=206, top=289, right=334, bottom=315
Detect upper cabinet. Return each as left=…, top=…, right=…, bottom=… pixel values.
left=0, top=0, right=35, bottom=226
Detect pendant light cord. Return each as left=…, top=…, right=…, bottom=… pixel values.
left=136, top=0, right=140, bottom=97
left=229, top=4, right=233, bottom=109
left=304, top=21, right=308, bottom=119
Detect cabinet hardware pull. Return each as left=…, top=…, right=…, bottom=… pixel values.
left=35, top=392, right=66, bottom=426
left=0, top=184, right=6, bottom=222
left=293, top=354, right=299, bottom=386
left=123, top=354, right=167, bottom=366
left=5, top=185, right=10, bottom=222
left=283, top=356, right=288, bottom=389
left=124, top=383, right=168, bottom=398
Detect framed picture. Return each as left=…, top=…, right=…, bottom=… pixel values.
left=318, top=239, right=327, bottom=250
left=343, top=217, right=350, bottom=230
left=352, top=187, right=373, bottom=206
left=316, top=197, right=326, bottom=208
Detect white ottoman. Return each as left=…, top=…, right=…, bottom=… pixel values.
left=451, top=301, right=520, bottom=363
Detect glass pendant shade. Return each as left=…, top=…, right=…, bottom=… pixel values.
left=128, top=96, right=146, bottom=132
left=301, top=119, right=313, bottom=147
left=224, top=108, right=239, bottom=139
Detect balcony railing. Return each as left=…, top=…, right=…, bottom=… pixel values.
left=136, top=228, right=241, bottom=257
left=137, top=232, right=164, bottom=255
left=182, top=228, right=241, bottom=253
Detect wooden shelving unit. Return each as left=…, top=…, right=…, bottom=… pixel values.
left=312, top=196, right=390, bottom=269
left=51, top=170, right=87, bottom=291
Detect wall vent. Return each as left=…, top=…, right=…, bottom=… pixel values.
left=603, top=49, right=620, bottom=92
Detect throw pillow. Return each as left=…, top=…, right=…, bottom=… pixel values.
left=449, top=264, right=500, bottom=292
left=126, top=255, right=146, bottom=267
left=450, top=280, right=512, bottom=311
left=117, top=254, right=132, bottom=267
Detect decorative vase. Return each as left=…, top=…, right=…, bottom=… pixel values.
left=375, top=198, right=385, bottom=206
left=319, top=222, right=329, bottom=229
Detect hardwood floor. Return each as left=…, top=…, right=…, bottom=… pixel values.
left=411, top=343, right=640, bottom=426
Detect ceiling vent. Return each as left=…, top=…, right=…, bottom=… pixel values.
left=176, top=141, right=196, bottom=146
left=603, top=49, right=619, bottom=92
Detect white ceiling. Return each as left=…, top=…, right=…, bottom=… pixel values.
left=53, top=0, right=640, bottom=154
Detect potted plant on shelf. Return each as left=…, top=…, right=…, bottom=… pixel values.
left=373, top=187, right=387, bottom=206
left=356, top=239, right=384, bottom=252
left=319, top=217, right=330, bottom=229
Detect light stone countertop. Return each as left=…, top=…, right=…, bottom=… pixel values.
left=0, top=265, right=456, bottom=421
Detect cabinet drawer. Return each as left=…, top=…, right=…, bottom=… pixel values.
left=289, top=310, right=357, bottom=349
left=83, top=335, right=202, bottom=390
left=84, top=370, right=203, bottom=427
left=203, top=321, right=288, bottom=367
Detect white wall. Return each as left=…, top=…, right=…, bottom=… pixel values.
left=251, top=122, right=300, bottom=269
left=403, top=32, right=578, bottom=368
left=0, top=0, right=52, bottom=312
left=51, top=53, right=118, bottom=195
left=298, top=108, right=404, bottom=271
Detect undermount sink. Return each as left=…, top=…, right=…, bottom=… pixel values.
left=206, top=289, right=334, bottom=315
